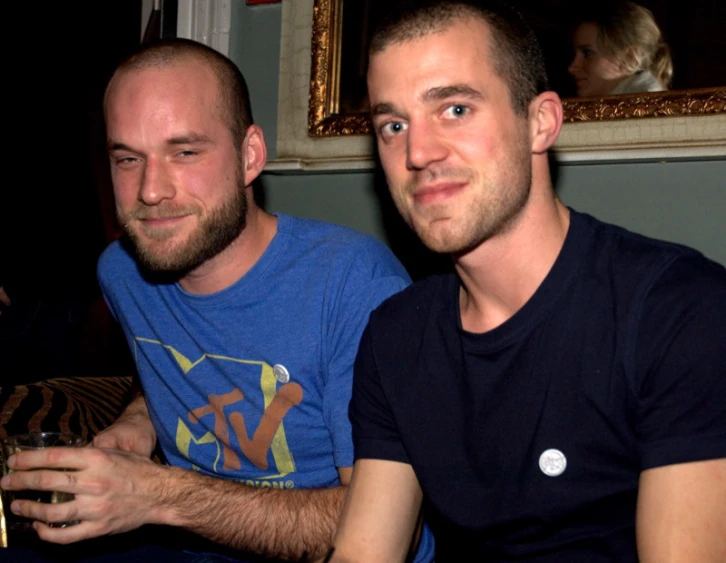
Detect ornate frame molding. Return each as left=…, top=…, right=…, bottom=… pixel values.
left=561, top=90, right=726, bottom=122
left=269, top=0, right=725, bottom=172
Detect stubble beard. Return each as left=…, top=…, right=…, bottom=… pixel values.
left=398, top=135, right=533, bottom=255
left=118, top=169, right=248, bottom=274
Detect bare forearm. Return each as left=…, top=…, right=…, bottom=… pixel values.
left=119, top=384, right=149, bottom=418
left=637, top=460, right=726, bottom=562
left=158, top=466, right=347, bottom=560
left=94, top=388, right=157, bottom=456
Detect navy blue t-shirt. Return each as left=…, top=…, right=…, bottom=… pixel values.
left=350, top=210, right=726, bottom=561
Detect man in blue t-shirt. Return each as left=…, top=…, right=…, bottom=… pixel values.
left=0, top=39, right=417, bottom=561
left=329, top=1, right=726, bottom=562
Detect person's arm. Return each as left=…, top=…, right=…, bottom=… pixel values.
left=2, top=446, right=352, bottom=561
left=636, top=458, right=726, bottom=563
left=92, top=387, right=157, bottom=457
left=631, top=257, right=726, bottom=562
left=327, top=458, right=423, bottom=563
left=162, top=463, right=352, bottom=560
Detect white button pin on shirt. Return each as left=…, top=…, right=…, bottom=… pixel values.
left=539, top=448, right=567, bottom=477
left=273, top=364, right=291, bottom=384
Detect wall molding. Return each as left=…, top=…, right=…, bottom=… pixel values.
left=176, top=0, right=231, bottom=55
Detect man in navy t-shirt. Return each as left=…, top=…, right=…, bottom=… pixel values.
left=328, top=1, right=726, bottom=561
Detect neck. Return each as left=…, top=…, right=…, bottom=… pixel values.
left=455, top=172, right=569, bottom=334
left=179, top=203, right=277, bottom=295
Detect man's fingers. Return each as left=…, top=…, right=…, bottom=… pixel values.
left=34, top=520, right=104, bottom=545
left=12, top=498, right=79, bottom=527
left=6, top=447, right=91, bottom=472
left=92, top=434, right=120, bottom=450
left=2, top=468, right=77, bottom=494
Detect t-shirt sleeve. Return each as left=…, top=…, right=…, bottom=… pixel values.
left=634, top=255, right=726, bottom=470
left=96, top=243, right=122, bottom=323
left=349, top=321, right=411, bottom=464
left=323, top=254, right=410, bottom=469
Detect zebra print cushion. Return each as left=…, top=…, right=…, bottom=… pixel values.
left=0, top=376, right=133, bottom=442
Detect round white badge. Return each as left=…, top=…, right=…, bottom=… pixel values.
left=273, top=364, right=290, bottom=384
left=539, top=448, right=567, bottom=477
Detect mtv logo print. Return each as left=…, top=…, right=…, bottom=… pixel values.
left=135, top=338, right=303, bottom=479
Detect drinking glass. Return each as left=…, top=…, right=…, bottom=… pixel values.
left=1, top=431, right=86, bottom=541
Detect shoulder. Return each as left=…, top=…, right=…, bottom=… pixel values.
left=276, top=214, right=411, bottom=282
left=358, top=274, right=456, bottom=374
left=611, top=71, right=665, bottom=94
left=370, top=274, right=454, bottom=330
left=578, top=210, right=726, bottom=352
left=565, top=211, right=726, bottom=345
left=96, top=239, right=153, bottom=314
left=579, top=211, right=720, bottom=289
left=97, top=239, right=139, bottom=282
left=639, top=251, right=726, bottom=338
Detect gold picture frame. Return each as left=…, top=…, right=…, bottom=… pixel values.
left=269, top=0, right=725, bottom=172
left=308, top=0, right=725, bottom=136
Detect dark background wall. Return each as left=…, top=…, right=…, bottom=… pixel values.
left=0, top=2, right=142, bottom=383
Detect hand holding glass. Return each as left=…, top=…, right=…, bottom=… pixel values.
left=1, top=431, right=86, bottom=534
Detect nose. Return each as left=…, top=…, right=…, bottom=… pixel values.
left=138, top=157, right=175, bottom=205
left=406, top=121, right=448, bottom=171
left=568, top=54, right=581, bottom=75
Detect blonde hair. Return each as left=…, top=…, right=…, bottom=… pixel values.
left=589, top=2, right=673, bottom=87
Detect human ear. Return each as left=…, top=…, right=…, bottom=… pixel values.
left=241, top=124, right=267, bottom=185
left=529, top=92, right=563, bottom=154
left=620, top=46, right=640, bottom=73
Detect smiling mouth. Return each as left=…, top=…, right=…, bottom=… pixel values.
left=133, top=214, right=195, bottom=236
left=413, top=182, right=466, bottom=206
left=141, top=214, right=189, bottom=223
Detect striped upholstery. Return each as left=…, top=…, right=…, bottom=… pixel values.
left=0, top=376, right=133, bottom=442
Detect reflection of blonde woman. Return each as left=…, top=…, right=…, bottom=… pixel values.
left=568, top=2, right=673, bottom=97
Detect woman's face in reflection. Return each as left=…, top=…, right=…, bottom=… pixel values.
left=568, top=22, right=628, bottom=97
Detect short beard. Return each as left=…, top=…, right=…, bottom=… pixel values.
left=119, top=172, right=248, bottom=275
left=453, top=160, right=531, bottom=254
left=400, top=130, right=532, bottom=255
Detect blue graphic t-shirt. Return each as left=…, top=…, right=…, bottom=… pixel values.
left=98, top=213, right=411, bottom=490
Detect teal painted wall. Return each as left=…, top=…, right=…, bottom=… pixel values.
left=232, top=3, right=725, bottom=268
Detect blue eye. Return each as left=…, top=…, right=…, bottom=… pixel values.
left=443, top=105, right=469, bottom=119
left=380, top=121, right=407, bottom=137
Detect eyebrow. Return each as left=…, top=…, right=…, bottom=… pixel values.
left=107, top=133, right=213, bottom=153
left=107, top=141, right=134, bottom=152
left=166, top=133, right=214, bottom=146
left=421, top=84, right=484, bottom=103
left=370, top=102, right=396, bottom=118
left=370, top=84, right=484, bottom=118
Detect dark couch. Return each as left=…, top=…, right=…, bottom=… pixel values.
left=0, top=376, right=134, bottom=442
left=1, top=376, right=133, bottom=551
left=0, top=377, right=285, bottom=560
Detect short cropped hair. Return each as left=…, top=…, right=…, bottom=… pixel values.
left=105, top=38, right=254, bottom=148
left=369, top=0, right=549, bottom=116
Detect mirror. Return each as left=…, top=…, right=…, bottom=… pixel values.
left=308, top=0, right=726, bottom=136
